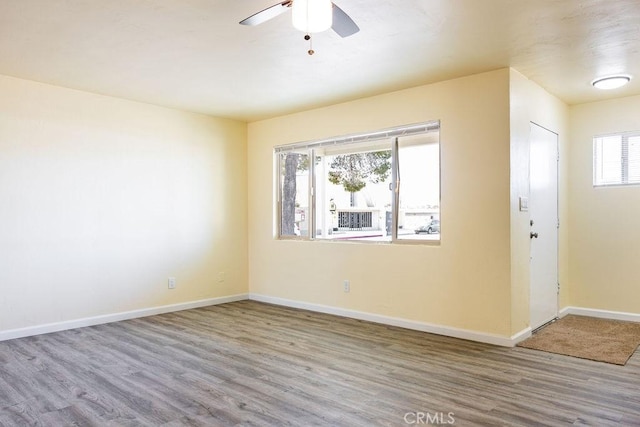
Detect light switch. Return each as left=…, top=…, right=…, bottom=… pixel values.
left=519, top=196, right=529, bottom=212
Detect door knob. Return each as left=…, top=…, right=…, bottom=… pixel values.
left=530, top=232, right=539, bottom=239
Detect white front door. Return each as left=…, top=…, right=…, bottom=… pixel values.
left=529, top=123, right=559, bottom=330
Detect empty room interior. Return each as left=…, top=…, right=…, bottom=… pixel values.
left=1, top=1, right=640, bottom=425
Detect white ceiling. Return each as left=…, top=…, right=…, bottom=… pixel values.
left=1, top=0, right=639, bottom=122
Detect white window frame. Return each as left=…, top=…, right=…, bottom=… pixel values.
left=275, top=121, right=441, bottom=244
left=593, top=131, right=640, bottom=187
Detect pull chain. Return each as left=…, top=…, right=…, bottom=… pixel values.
left=304, top=33, right=314, bottom=55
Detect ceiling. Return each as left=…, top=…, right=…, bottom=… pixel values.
left=1, top=0, right=639, bottom=122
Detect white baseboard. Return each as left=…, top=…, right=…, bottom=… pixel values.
left=560, top=306, right=640, bottom=323
left=0, top=293, right=249, bottom=342
left=250, top=293, right=527, bottom=347
left=511, top=326, right=532, bottom=344
left=19, top=294, right=636, bottom=346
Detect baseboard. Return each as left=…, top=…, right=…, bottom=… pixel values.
left=0, top=293, right=249, bottom=342
left=11, top=293, right=605, bottom=346
left=250, top=293, right=526, bottom=347
left=510, top=326, right=532, bottom=344
left=560, top=306, right=640, bottom=323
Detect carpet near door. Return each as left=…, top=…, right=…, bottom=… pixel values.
left=517, top=315, right=640, bottom=365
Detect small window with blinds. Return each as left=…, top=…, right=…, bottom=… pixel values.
left=593, top=132, right=640, bottom=187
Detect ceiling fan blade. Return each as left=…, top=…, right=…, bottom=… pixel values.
left=331, top=3, right=359, bottom=37
left=240, top=1, right=292, bottom=26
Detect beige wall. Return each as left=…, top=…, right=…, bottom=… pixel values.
left=0, top=75, right=248, bottom=332
left=5, top=65, right=633, bottom=341
left=248, top=69, right=516, bottom=337
left=509, top=70, right=570, bottom=334
left=569, top=95, right=640, bottom=313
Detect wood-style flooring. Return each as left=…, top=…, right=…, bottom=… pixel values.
left=1, top=300, right=639, bottom=426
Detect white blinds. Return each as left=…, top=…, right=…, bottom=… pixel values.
left=274, top=121, right=440, bottom=153
left=593, top=132, right=640, bottom=186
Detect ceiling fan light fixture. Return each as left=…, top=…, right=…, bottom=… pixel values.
left=591, top=75, right=632, bottom=90
left=292, top=0, right=333, bottom=33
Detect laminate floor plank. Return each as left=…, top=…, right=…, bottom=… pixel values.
left=1, top=300, right=639, bottom=426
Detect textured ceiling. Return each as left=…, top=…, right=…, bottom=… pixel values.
left=0, top=0, right=639, bottom=121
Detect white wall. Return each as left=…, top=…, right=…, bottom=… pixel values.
left=248, top=69, right=516, bottom=339
left=0, top=75, right=248, bottom=334
left=569, top=95, right=640, bottom=314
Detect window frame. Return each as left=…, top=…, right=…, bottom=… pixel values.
left=593, top=131, right=640, bottom=188
left=275, top=122, right=441, bottom=244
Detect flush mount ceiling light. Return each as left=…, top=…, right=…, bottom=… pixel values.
left=591, top=75, right=632, bottom=90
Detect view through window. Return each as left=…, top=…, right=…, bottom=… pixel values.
left=276, top=122, right=440, bottom=243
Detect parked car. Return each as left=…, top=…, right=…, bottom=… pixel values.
left=415, top=220, right=440, bottom=234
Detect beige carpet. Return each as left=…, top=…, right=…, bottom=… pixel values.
left=517, top=315, right=640, bottom=365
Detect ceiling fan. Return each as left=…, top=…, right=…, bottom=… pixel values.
left=240, top=0, right=359, bottom=55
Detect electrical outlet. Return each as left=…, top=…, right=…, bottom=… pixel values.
left=217, top=272, right=225, bottom=283
left=168, top=277, right=176, bottom=289
left=343, top=280, right=350, bottom=293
